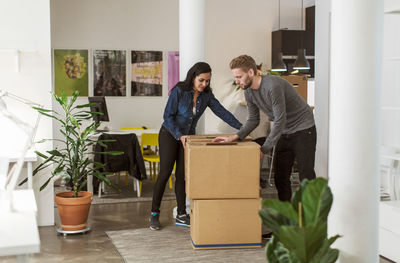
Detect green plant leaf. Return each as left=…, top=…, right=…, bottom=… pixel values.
left=310, top=235, right=341, bottom=263
left=263, top=199, right=299, bottom=224
left=61, top=91, right=68, bottom=105
left=75, top=103, right=93, bottom=109
left=46, top=149, right=64, bottom=157
left=291, top=179, right=308, bottom=212
left=69, top=91, right=79, bottom=107
left=266, top=235, right=297, bottom=263
left=34, top=150, right=49, bottom=159
left=91, top=151, right=124, bottom=156
left=259, top=207, right=292, bottom=235
left=302, top=178, right=333, bottom=226
left=279, top=222, right=327, bottom=263
left=31, top=106, right=54, bottom=113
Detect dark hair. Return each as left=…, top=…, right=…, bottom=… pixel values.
left=177, top=62, right=212, bottom=93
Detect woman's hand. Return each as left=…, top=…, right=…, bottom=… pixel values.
left=180, top=135, right=189, bottom=148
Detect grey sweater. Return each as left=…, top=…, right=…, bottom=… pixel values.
left=236, top=75, right=315, bottom=153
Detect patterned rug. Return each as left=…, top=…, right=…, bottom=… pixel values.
left=106, top=226, right=268, bottom=263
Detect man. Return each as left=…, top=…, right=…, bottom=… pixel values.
left=213, top=55, right=316, bottom=201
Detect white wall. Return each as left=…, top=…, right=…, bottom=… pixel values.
left=0, top=0, right=54, bottom=226
left=203, top=0, right=279, bottom=133
left=50, top=0, right=285, bottom=134
left=381, top=12, right=400, bottom=148
left=50, top=0, right=179, bottom=131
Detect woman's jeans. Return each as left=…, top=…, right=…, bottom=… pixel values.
left=151, top=126, right=186, bottom=214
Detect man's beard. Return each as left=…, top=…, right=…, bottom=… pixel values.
left=242, top=76, right=253, bottom=90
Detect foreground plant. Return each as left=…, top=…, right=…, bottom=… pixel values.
left=259, top=178, right=341, bottom=263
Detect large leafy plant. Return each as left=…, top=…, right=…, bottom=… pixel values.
left=259, top=178, right=341, bottom=263
left=19, top=91, right=121, bottom=197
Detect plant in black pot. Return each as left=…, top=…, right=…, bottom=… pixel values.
left=259, top=177, right=341, bottom=263
left=20, top=91, right=122, bottom=232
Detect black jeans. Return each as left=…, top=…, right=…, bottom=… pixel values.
left=274, top=125, right=316, bottom=201
left=151, top=126, right=186, bottom=214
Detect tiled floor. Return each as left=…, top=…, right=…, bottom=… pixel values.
left=1, top=178, right=395, bottom=262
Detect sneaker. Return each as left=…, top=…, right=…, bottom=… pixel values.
left=260, top=179, right=267, bottom=189
left=149, top=212, right=161, bottom=230
left=176, top=214, right=190, bottom=227
left=262, top=232, right=272, bottom=239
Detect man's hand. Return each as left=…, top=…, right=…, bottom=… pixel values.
left=212, top=134, right=239, bottom=143
left=180, top=135, right=189, bottom=148
left=260, top=151, right=264, bottom=160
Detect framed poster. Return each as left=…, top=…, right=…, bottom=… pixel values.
left=131, top=51, right=162, bottom=96
left=93, top=50, right=126, bottom=96
left=168, top=51, right=179, bottom=96
left=54, top=49, right=88, bottom=96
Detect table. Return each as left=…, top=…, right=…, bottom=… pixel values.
left=0, top=189, right=40, bottom=262
left=3, top=150, right=37, bottom=189
left=87, top=129, right=158, bottom=193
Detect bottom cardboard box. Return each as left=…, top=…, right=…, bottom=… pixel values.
left=190, top=199, right=262, bottom=250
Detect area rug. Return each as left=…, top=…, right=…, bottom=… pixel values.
left=106, top=226, right=267, bottom=263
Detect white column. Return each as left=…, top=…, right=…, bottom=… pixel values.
left=329, top=0, right=383, bottom=262
left=179, top=0, right=205, bottom=133
left=314, top=0, right=331, bottom=179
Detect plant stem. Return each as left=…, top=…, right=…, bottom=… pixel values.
left=299, top=202, right=303, bottom=228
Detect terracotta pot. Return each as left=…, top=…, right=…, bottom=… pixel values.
left=55, top=191, right=93, bottom=231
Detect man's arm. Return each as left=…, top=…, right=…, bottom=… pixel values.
left=236, top=92, right=260, bottom=140
left=212, top=134, right=239, bottom=143
left=260, top=84, right=287, bottom=153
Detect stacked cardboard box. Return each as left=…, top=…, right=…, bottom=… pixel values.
left=185, top=134, right=262, bottom=249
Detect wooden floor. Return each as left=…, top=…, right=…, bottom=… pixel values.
left=0, top=176, right=395, bottom=262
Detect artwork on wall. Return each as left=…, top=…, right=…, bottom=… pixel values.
left=168, top=51, right=179, bottom=96
left=54, top=49, right=89, bottom=96
left=131, top=51, right=163, bottom=96
left=93, top=50, right=126, bottom=97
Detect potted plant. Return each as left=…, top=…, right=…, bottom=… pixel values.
left=259, top=177, right=341, bottom=263
left=20, top=91, right=121, bottom=231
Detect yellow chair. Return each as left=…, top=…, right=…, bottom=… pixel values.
left=141, top=133, right=160, bottom=183
left=140, top=133, right=173, bottom=189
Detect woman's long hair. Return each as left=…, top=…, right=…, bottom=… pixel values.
left=177, top=62, right=212, bottom=93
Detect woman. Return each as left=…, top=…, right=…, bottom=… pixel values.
left=150, top=62, right=242, bottom=230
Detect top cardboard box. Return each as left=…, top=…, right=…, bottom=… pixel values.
left=185, top=140, right=260, bottom=199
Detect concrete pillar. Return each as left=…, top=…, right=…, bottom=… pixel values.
left=328, top=0, right=383, bottom=262
left=179, top=0, right=205, bottom=133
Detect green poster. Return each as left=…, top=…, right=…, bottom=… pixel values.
left=54, top=49, right=89, bottom=96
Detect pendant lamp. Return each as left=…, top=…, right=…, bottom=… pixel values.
left=293, top=48, right=310, bottom=70
left=271, top=52, right=287, bottom=72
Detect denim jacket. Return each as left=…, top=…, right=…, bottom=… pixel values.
left=162, top=85, right=242, bottom=140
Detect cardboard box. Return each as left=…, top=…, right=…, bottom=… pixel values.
left=190, top=199, right=262, bottom=249
left=185, top=141, right=260, bottom=199
left=281, top=75, right=308, bottom=102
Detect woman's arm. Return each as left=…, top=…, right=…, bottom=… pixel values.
left=208, top=92, right=242, bottom=129
left=163, top=87, right=183, bottom=140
